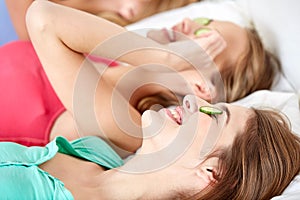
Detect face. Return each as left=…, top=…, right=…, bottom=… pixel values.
left=141, top=94, right=251, bottom=160
left=50, top=0, right=150, bottom=20
left=171, top=18, right=249, bottom=69
left=147, top=18, right=249, bottom=102
left=137, top=95, right=252, bottom=192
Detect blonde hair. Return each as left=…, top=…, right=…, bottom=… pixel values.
left=188, top=109, right=300, bottom=200
left=221, top=28, right=281, bottom=102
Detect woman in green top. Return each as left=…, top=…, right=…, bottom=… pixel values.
left=1, top=94, right=300, bottom=199
left=0, top=136, right=124, bottom=199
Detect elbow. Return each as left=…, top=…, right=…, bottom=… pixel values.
left=25, top=0, right=52, bottom=39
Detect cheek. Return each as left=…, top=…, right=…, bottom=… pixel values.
left=183, top=115, right=214, bottom=153
left=198, top=122, right=221, bottom=157
left=142, top=110, right=166, bottom=136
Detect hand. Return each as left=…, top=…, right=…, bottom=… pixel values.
left=193, top=30, right=227, bottom=60
left=147, top=28, right=227, bottom=62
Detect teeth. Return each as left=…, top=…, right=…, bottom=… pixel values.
left=170, top=109, right=179, bottom=121
left=169, top=30, right=175, bottom=42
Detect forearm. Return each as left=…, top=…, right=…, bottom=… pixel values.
left=26, top=0, right=127, bottom=55
left=26, top=1, right=143, bottom=153
left=26, top=1, right=189, bottom=71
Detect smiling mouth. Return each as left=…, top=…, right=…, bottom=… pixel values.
left=165, top=106, right=183, bottom=125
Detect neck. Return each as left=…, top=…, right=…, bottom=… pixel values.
left=96, top=156, right=181, bottom=199
left=97, top=169, right=149, bottom=199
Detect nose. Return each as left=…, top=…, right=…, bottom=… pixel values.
left=181, top=18, right=194, bottom=35
left=119, top=5, right=134, bottom=20
left=183, top=95, right=211, bottom=114
left=172, top=18, right=193, bottom=35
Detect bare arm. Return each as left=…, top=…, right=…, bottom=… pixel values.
left=26, top=1, right=144, bottom=153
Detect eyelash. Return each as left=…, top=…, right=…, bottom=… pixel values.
left=209, top=114, right=219, bottom=123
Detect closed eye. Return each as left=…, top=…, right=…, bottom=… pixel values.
left=209, top=113, right=219, bottom=124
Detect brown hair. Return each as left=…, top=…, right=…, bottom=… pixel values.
left=189, top=109, right=300, bottom=200
left=137, top=91, right=180, bottom=114
left=221, top=28, right=281, bottom=102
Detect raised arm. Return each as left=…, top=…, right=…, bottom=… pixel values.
left=26, top=0, right=145, bottom=154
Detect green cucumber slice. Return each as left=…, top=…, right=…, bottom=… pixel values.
left=199, top=106, right=223, bottom=115
left=194, top=28, right=211, bottom=36
left=193, top=18, right=212, bottom=26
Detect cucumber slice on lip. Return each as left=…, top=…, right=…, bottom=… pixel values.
left=199, top=106, right=223, bottom=115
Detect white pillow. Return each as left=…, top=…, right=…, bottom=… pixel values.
left=232, top=90, right=300, bottom=136
left=235, top=0, right=300, bottom=94
left=272, top=175, right=300, bottom=200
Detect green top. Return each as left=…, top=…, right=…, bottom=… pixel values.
left=0, top=136, right=124, bottom=199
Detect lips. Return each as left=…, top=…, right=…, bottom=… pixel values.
left=165, top=106, right=183, bottom=125
left=162, top=28, right=175, bottom=42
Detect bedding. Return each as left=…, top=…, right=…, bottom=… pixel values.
left=126, top=0, right=300, bottom=198
left=236, top=0, right=300, bottom=94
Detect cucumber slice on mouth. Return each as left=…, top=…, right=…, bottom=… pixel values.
left=199, top=106, right=223, bottom=115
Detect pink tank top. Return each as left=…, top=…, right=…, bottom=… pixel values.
left=0, top=41, right=65, bottom=146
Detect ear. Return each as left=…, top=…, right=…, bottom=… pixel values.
left=195, top=166, right=218, bottom=184
left=193, top=82, right=217, bottom=101
left=195, top=157, right=219, bottom=184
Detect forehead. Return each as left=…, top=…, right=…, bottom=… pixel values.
left=216, top=104, right=252, bottom=148
left=209, top=20, right=248, bottom=44
left=209, top=20, right=246, bottom=34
